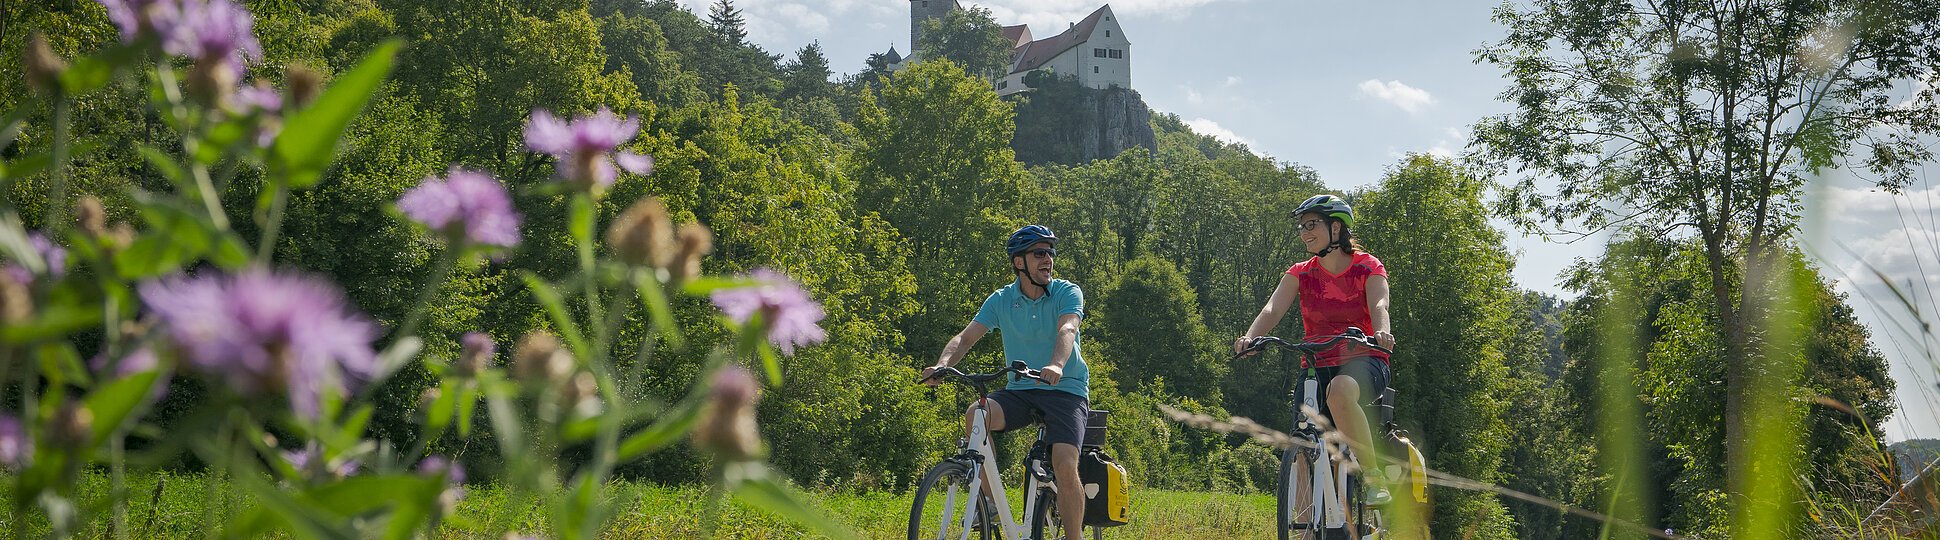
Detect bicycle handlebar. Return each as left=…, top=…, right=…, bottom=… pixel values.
left=918, top=360, right=1045, bottom=387
left=1234, top=327, right=1393, bottom=362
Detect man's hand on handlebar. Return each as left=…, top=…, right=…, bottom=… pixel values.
left=920, top=364, right=947, bottom=386
left=1038, top=364, right=1063, bottom=386
left=1233, top=336, right=1263, bottom=357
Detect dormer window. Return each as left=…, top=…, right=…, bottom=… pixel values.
left=1105, top=30, right=1111, bottom=37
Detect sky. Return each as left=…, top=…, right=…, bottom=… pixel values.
left=676, top=0, right=1940, bottom=442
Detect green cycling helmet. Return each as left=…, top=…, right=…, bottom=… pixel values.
left=1293, top=194, right=1354, bottom=229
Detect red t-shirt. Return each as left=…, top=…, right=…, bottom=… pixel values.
left=1286, top=251, right=1389, bottom=367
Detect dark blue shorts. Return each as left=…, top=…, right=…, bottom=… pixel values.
left=986, top=389, right=1090, bottom=448
left=1300, top=356, right=1390, bottom=420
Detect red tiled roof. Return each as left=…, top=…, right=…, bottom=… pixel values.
left=1011, top=6, right=1109, bottom=73
left=1002, top=24, right=1031, bottom=48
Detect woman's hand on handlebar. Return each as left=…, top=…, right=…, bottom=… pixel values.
left=1233, top=336, right=1259, bottom=357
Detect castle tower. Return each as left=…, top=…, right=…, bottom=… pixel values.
left=909, top=0, right=956, bottom=60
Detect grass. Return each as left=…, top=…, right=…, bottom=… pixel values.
left=2, top=471, right=1281, bottom=538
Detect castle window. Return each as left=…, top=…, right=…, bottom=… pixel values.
left=1105, top=30, right=1111, bottom=37
left=1094, top=48, right=1107, bottom=57
left=1094, top=66, right=1100, bottom=73
left=923, top=1, right=929, bottom=6
left=1109, top=49, right=1123, bottom=59
left=998, top=80, right=1008, bottom=89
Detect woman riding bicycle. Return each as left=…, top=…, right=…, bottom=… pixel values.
left=1234, top=194, right=1396, bottom=503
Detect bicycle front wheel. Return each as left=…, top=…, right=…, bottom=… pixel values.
left=1277, top=447, right=1314, bottom=540
left=909, top=460, right=992, bottom=540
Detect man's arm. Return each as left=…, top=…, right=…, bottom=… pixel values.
left=922, top=322, right=989, bottom=385
left=1040, top=313, right=1080, bottom=385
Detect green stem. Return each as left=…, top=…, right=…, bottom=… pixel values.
left=112, top=435, right=127, bottom=540
left=48, top=98, right=70, bottom=235
left=393, top=247, right=459, bottom=344
left=155, top=62, right=228, bottom=231
left=254, top=181, right=287, bottom=262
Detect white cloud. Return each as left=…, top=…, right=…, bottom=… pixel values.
left=1222, top=76, right=1242, bottom=88
left=673, top=0, right=888, bottom=44
left=1357, top=79, right=1436, bottom=113
left=1183, top=86, right=1204, bottom=105
left=970, top=0, right=1235, bottom=35
left=1185, top=117, right=1255, bottom=148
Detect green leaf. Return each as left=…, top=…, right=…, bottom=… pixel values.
left=732, top=473, right=855, bottom=538
left=57, top=44, right=137, bottom=96
left=455, top=381, right=479, bottom=437
left=519, top=272, right=591, bottom=362
left=84, top=371, right=162, bottom=449
left=272, top=40, right=400, bottom=189
left=2, top=303, right=103, bottom=344
left=136, top=145, right=187, bottom=188
left=2, top=151, right=52, bottom=181
left=680, top=276, right=761, bottom=295
left=36, top=343, right=89, bottom=388
left=423, top=378, right=457, bottom=438
left=616, top=400, right=702, bottom=460
left=632, top=271, right=683, bottom=347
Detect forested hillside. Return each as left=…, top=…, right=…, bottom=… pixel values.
left=1, top=0, right=1924, bottom=538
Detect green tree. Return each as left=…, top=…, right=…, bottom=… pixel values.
left=1356, top=155, right=1517, bottom=539
left=916, top=6, right=1014, bottom=80
left=851, top=59, right=1023, bottom=356
left=1475, top=3, right=1940, bottom=528
left=780, top=41, right=835, bottom=103
left=705, top=0, right=748, bottom=45
left=1095, top=255, right=1226, bottom=400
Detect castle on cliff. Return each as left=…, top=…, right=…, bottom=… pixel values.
left=884, top=1, right=1131, bottom=96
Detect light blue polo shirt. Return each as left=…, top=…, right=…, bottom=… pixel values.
left=972, top=278, right=1088, bottom=399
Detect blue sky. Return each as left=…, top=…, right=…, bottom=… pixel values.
left=681, top=0, right=1940, bottom=442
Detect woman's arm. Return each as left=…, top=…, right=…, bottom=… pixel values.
left=1236, top=273, right=1301, bottom=355
left=1365, top=274, right=1394, bottom=350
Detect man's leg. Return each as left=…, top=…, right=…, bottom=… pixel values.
left=1051, top=442, right=1084, bottom=540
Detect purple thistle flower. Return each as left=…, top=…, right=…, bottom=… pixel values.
left=231, top=82, right=281, bottom=113
left=6, top=231, right=67, bottom=285
left=710, top=268, right=827, bottom=356
left=98, top=0, right=177, bottom=43
left=90, top=346, right=159, bottom=378
left=283, top=447, right=358, bottom=478
left=522, top=108, right=653, bottom=190
left=138, top=269, right=379, bottom=420
left=160, top=0, right=261, bottom=77
left=418, top=455, right=466, bottom=485
left=0, top=415, right=27, bottom=470
left=397, top=168, right=522, bottom=248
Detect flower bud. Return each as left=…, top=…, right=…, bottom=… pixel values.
left=52, top=402, right=93, bottom=449
left=560, top=371, right=600, bottom=417
left=285, top=64, right=323, bottom=109
left=607, top=197, right=675, bottom=269
left=512, top=332, right=572, bottom=383
left=670, top=223, right=714, bottom=283
left=418, top=387, right=441, bottom=411
left=455, top=332, right=495, bottom=378
left=187, top=61, right=238, bottom=110
left=75, top=196, right=107, bottom=239
left=692, top=365, right=761, bottom=461
left=0, top=416, right=29, bottom=470
left=0, top=272, right=32, bottom=325
left=25, top=33, right=66, bottom=96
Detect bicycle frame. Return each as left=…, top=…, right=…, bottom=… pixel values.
left=929, top=396, right=1052, bottom=540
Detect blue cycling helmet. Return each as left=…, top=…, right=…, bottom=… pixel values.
left=1006, top=225, right=1059, bottom=257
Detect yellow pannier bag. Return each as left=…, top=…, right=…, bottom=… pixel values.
left=1079, top=448, right=1130, bottom=527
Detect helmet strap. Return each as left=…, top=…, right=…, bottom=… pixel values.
left=1310, top=224, right=1347, bottom=258
left=1013, top=264, right=1050, bottom=291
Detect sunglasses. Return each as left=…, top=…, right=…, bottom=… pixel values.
left=1296, top=219, right=1325, bottom=232
left=1026, top=248, right=1057, bottom=259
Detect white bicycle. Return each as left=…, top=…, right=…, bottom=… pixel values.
left=1238, top=329, right=1398, bottom=540
left=908, top=361, right=1101, bottom=540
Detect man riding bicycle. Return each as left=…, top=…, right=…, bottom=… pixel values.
left=1235, top=194, right=1397, bottom=504
left=922, top=224, right=1090, bottom=540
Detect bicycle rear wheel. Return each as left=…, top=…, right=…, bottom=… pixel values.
left=1028, top=486, right=1061, bottom=539
left=909, top=460, right=993, bottom=540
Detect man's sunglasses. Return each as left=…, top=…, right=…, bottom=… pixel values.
left=1025, top=248, right=1056, bottom=258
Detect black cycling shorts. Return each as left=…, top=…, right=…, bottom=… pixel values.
left=1297, top=356, right=1390, bottom=421
left=985, top=388, right=1090, bottom=448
